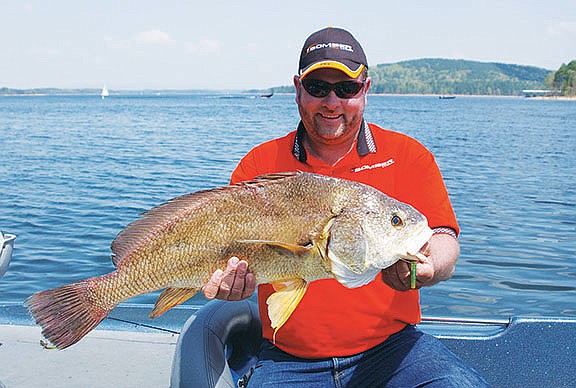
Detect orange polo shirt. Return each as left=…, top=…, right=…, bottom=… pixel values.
left=230, top=122, right=459, bottom=359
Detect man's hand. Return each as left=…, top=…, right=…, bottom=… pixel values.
left=202, top=257, right=256, bottom=300
left=381, top=258, right=433, bottom=291
left=381, top=233, right=459, bottom=291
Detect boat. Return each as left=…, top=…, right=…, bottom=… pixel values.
left=0, top=231, right=16, bottom=279
left=172, top=301, right=576, bottom=387
left=1, top=299, right=574, bottom=387
left=101, top=86, right=109, bottom=99
left=0, top=303, right=181, bottom=388
left=259, top=92, right=274, bottom=98
left=439, top=95, right=456, bottom=99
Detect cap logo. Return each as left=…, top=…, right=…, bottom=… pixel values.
left=306, top=42, right=354, bottom=54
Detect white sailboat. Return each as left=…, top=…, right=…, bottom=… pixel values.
left=101, top=85, right=109, bottom=99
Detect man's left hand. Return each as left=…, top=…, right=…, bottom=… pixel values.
left=381, top=233, right=459, bottom=291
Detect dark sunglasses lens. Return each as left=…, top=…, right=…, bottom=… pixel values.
left=302, top=79, right=330, bottom=97
left=302, top=79, right=363, bottom=98
left=335, top=81, right=363, bottom=98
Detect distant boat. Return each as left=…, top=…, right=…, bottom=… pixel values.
left=101, top=86, right=109, bottom=99
left=439, top=95, right=456, bottom=100
left=260, top=91, right=274, bottom=98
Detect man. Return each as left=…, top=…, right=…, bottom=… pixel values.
left=203, top=27, right=489, bottom=387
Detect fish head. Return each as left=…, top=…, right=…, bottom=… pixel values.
left=326, top=191, right=432, bottom=288
left=362, top=197, right=433, bottom=270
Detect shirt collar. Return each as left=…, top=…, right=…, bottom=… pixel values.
left=292, top=119, right=376, bottom=163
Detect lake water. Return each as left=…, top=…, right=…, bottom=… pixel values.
left=0, top=93, right=574, bottom=320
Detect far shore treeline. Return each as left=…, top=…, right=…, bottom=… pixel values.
left=2, top=59, right=575, bottom=97
left=370, top=59, right=551, bottom=96
left=273, top=58, right=575, bottom=97
left=545, top=60, right=576, bottom=97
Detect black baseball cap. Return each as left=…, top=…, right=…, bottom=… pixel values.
left=298, top=27, right=368, bottom=79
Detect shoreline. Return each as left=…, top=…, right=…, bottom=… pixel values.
left=526, top=95, right=576, bottom=101
left=369, top=93, right=576, bottom=100
left=2, top=91, right=575, bottom=100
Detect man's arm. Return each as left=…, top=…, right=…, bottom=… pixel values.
left=381, top=233, right=460, bottom=291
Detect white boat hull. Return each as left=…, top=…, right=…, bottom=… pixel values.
left=0, top=232, right=16, bottom=279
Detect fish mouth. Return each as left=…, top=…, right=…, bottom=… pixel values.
left=399, top=225, right=433, bottom=262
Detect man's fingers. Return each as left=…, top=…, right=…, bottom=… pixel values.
left=202, top=257, right=256, bottom=301
left=381, top=261, right=412, bottom=291
left=202, top=269, right=224, bottom=299
left=226, top=256, right=240, bottom=270
left=242, top=272, right=257, bottom=299
left=217, top=258, right=242, bottom=299
left=224, top=259, right=251, bottom=300
left=229, top=260, right=248, bottom=293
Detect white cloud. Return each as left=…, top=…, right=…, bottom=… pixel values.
left=547, top=21, right=576, bottom=36
left=135, top=30, right=175, bottom=46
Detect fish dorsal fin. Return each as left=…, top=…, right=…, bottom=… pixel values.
left=251, top=171, right=301, bottom=182
left=236, top=239, right=313, bottom=257
left=266, top=278, right=308, bottom=342
left=110, top=172, right=303, bottom=267
left=111, top=253, right=122, bottom=267
left=110, top=189, right=234, bottom=266
left=150, top=287, right=199, bottom=318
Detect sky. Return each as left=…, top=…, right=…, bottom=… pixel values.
left=1, top=0, right=575, bottom=90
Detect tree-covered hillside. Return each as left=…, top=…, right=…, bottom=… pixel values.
left=546, top=60, right=576, bottom=97
left=271, top=58, right=552, bottom=96
left=369, top=59, right=551, bottom=95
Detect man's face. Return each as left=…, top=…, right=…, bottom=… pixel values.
left=294, top=68, right=370, bottom=147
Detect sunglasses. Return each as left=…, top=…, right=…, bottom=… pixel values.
left=301, top=79, right=365, bottom=99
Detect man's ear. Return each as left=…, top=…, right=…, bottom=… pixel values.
left=364, top=77, right=371, bottom=103
left=293, top=75, right=301, bottom=103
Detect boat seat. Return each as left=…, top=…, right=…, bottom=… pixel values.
left=171, top=300, right=263, bottom=388
left=170, top=299, right=576, bottom=387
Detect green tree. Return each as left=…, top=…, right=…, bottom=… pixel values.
left=553, top=60, right=576, bottom=97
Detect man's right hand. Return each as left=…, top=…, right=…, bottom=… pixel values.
left=202, top=257, right=256, bottom=300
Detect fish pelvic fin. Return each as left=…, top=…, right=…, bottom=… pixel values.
left=150, top=287, right=199, bottom=318
left=24, top=280, right=112, bottom=350
left=266, top=278, right=308, bottom=343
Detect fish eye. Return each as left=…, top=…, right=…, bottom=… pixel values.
left=391, top=214, right=404, bottom=229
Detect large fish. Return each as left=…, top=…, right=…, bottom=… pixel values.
left=25, top=172, right=432, bottom=349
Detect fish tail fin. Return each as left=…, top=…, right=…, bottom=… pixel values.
left=24, top=280, right=113, bottom=349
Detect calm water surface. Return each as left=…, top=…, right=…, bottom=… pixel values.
left=1, top=93, right=574, bottom=319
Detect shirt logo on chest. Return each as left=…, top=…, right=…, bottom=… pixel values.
left=351, top=158, right=395, bottom=173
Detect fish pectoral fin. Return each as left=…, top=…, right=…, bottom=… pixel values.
left=236, top=239, right=312, bottom=258
left=150, top=287, right=199, bottom=318
left=266, top=278, right=308, bottom=342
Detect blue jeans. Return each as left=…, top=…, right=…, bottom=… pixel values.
left=244, top=325, right=490, bottom=387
